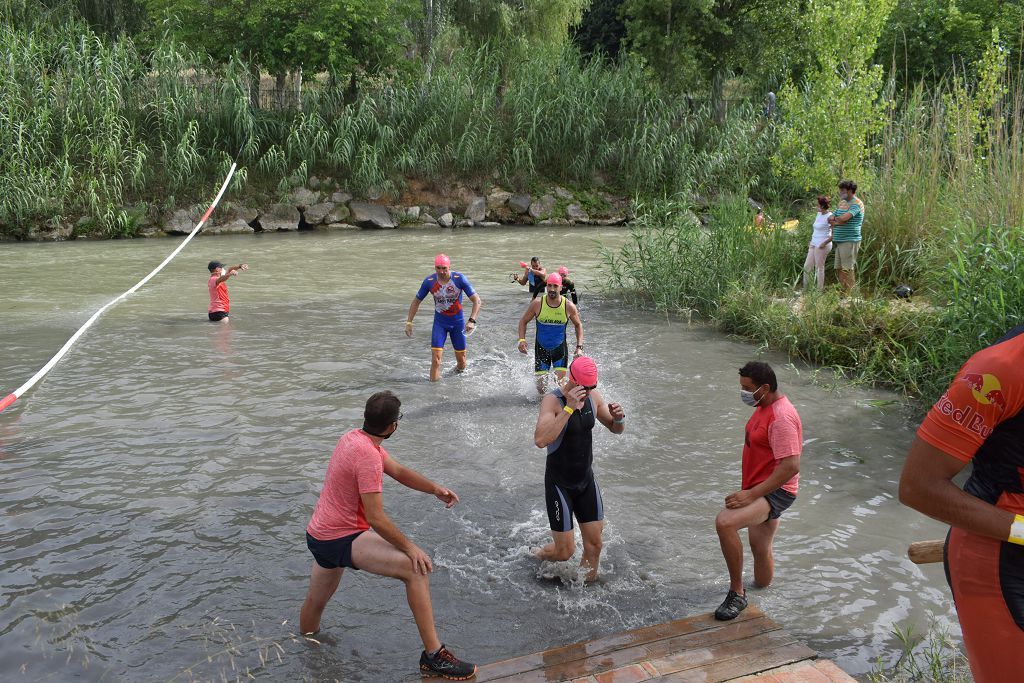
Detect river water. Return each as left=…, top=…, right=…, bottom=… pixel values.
left=1, top=227, right=956, bottom=681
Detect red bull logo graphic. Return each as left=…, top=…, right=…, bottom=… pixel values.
left=959, top=373, right=1006, bottom=413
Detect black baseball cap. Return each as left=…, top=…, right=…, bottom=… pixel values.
left=208, top=260, right=224, bottom=272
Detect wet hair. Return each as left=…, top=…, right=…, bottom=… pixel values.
left=817, top=195, right=830, bottom=210
left=208, top=260, right=224, bottom=272
left=838, top=179, right=857, bottom=193
left=739, top=361, right=777, bottom=392
left=363, top=391, right=401, bottom=433
left=530, top=256, right=540, bottom=265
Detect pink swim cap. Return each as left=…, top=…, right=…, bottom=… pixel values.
left=545, top=273, right=563, bottom=287
left=558, top=266, right=569, bottom=277
left=434, top=253, right=451, bottom=267
left=569, top=356, right=598, bottom=386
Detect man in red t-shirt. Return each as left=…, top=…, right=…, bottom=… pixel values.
left=900, top=325, right=1024, bottom=682
left=206, top=260, right=247, bottom=322
left=299, top=391, right=476, bottom=680
left=714, top=361, right=802, bottom=620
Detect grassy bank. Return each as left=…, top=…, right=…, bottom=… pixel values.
left=0, top=4, right=771, bottom=238
left=602, top=74, right=1024, bottom=401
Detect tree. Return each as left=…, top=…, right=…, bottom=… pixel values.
left=878, top=0, right=1024, bottom=86
left=448, top=0, right=588, bottom=46
left=145, top=0, right=416, bottom=106
left=620, top=0, right=806, bottom=119
left=572, top=0, right=627, bottom=59
left=774, top=0, right=897, bottom=191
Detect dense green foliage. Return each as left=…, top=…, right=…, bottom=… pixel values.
left=603, top=68, right=1024, bottom=399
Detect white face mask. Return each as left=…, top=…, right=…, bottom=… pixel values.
left=740, top=387, right=763, bottom=407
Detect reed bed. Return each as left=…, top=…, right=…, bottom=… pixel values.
left=604, top=72, right=1024, bottom=400
left=0, top=4, right=766, bottom=237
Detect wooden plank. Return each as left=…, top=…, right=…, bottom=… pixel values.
left=655, top=639, right=818, bottom=682
left=477, top=607, right=768, bottom=680
left=647, top=630, right=815, bottom=679
left=480, top=616, right=780, bottom=682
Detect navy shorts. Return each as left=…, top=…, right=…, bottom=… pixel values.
left=545, top=475, right=604, bottom=532
left=765, top=488, right=796, bottom=520
left=306, top=530, right=365, bottom=569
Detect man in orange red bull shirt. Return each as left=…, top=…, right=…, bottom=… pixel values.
left=299, top=391, right=476, bottom=680
left=405, top=254, right=482, bottom=381
left=899, top=324, right=1024, bottom=681
left=206, top=260, right=248, bottom=322
left=714, top=361, right=802, bottom=620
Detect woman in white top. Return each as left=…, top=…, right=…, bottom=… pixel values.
left=803, top=195, right=833, bottom=289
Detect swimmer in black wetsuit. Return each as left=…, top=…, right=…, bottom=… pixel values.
left=557, top=266, right=578, bottom=306
left=532, top=356, right=625, bottom=583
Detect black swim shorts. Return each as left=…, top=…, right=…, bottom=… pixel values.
left=765, top=488, right=796, bottom=520
left=208, top=311, right=229, bottom=322
left=306, top=530, right=365, bottom=569
left=545, top=475, right=604, bottom=532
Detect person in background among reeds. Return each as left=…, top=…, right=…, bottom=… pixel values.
left=828, top=180, right=864, bottom=294
left=801, top=195, right=833, bottom=290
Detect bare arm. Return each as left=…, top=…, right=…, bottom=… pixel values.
left=592, top=389, right=625, bottom=434
left=467, top=293, right=482, bottom=321
left=534, top=389, right=584, bottom=448
left=517, top=299, right=540, bottom=353
left=515, top=269, right=529, bottom=285
left=899, top=435, right=1014, bottom=541
left=567, top=301, right=584, bottom=353
left=383, top=457, right=459, bottom=507
left=216, top=263, right=248, bottom=284
left=406, top=297, right=423, bottom=322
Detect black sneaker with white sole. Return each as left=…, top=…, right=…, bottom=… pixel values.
left=419, top=645, right=477, bottom=680
left=713, top=590, right=748, bottom=621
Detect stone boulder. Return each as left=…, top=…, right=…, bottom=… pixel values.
left=165, top=208, right=201, bottom=235
left=466, top=196, right=486, bottom=223
left=205, top=219, right=254, bottom=235
left=508, top=194, right=532, bottom=214
left=486, top=191, right=512, bottom=211
left=325, top=205, right=351, bottom=224
left=320, top=222, right=360, bottom=231
left=455, top=218, right=473, bottom=228
left=528, top=194, right=556, bottom=220
left=290, top=187, right=318, bottom=206
left=406, top=206, right=421, bottom=220
left=257, top=218, right=299, bottom=232
left=267, top=203, right=299, bottom=221
left=566, top=204, right=589, bottom=224
left=349, top=201, right=396, bottom=229
left=303, top=202, right=336, bottom=225
left=331, top=191, right=353, bottom=204
left=419, top=212, right=439, bottom=226
left=554, top=186, right=574, bottom=200
left=438, top=212, right=454, bottom=228
left=222, top=201, right=259, bottom=223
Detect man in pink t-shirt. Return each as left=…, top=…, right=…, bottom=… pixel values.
left=713, top=361, right=802, bottom=621
left=299, top=391, right=476, bottom=680
left=206, top=260, right=248, bottom=322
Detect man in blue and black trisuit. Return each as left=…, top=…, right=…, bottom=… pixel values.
left=517, top=272, right=583, bottom=393
left=406, top=253, right=482, bottom=382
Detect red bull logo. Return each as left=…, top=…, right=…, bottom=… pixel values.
left=959, top=372, right=1005, bottom=413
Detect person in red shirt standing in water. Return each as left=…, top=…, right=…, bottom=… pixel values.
left=299, top=391, right=476, bottom=680
left=206, top=260, right=248, bottom=322
left=900, top=324, right=1024, bottom=682
left=714, top=361, right=802, bottom=621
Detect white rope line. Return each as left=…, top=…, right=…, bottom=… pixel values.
left=0, top=163, right=238, bottom=413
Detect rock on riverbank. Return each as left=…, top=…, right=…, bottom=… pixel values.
left=11, top=178, right=635, bottom=241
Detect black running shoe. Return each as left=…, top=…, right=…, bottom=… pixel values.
left=714, top=590, right=748, bottom=621
left=419, top=645, right=477, bottom=680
